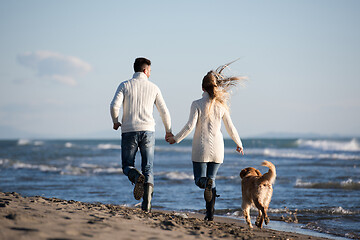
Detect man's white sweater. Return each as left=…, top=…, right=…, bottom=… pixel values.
left=110, top=72, right=171, bottom=133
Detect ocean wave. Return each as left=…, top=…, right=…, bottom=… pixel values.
left=317, top=153, right=360, bottom=160
left=17, top=139, right=31, bottom=145
left=222, top=206, right=360, bottom=217
left=8, top=161, right=122, bottom=176
left=245, top=148, right=360, bottom=160
left=60, top=164, right=123, bottom=175
left=268, top=207, right=358, bottom=215
left=33, top=141, right=44, bottom=146
left=296, top=138, right=360, bottom=152
left=295, top=178, right=360, bottom=190
left=156, top=171, right=193, bottom=180
left=327, top=206, right=356, bottom=215
left=16, top=139, right=44, bottom=146
left=12, top=162, right=60, bottom=172
left=155, top=146, right=192, bottom=153
left=216, top=175, right=239, bottom=180
left=79, top=163, right=99, bottom=168
left=64, top=142, right=73, bottom=148
left=60, top=164, right=89, bottom=175
left=300, top=206, right=358, bottom=215
left=93, top=167, right=123, bottom=174
left=97, top=143, right=121, bottom=150
left=263, top=149, right=314, bottom=159
left=0, top=158, right=10, bottom=165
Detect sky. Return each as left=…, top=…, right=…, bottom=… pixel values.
left=0, top=0, right=359, bottom=139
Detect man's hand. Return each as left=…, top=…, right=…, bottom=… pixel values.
left=165, top=132, right=174, bottom=142
left=113, top=122, right=121, bottom=130
left=167, top=136, right=176, bottom=144
left=236, top=146, right=244, bottom=155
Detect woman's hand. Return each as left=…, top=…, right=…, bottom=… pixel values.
left=236, top=146, right=244, bottom=155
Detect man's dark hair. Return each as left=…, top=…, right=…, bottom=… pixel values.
left=134, top=57, right=151, bottom=72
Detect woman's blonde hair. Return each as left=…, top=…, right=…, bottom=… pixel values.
left=202, top=60, right=245, bottom=111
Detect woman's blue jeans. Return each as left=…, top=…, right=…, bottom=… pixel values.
left=121, top=131, right=155, bottom=185
left=192, top=162, right=221, bottom=189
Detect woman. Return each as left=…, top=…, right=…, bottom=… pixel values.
left=167, top=62, right=244, bottom=221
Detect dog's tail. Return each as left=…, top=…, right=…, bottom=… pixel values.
left=261, top=160, right=276, bottom=185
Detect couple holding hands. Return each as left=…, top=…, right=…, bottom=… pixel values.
left=110, top=57, right=244, bottom=220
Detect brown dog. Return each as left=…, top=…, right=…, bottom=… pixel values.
left=240, top=161, right=276, bottom=229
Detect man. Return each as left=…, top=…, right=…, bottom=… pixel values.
left=110, top=57, right=172, bottom=212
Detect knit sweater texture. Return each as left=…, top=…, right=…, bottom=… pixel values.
left=110, top=72, right=171, bottom=133
left=174, top=92, right=242, bottom=163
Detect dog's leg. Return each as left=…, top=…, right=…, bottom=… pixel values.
left=254, top=200, right=265, bottom=228
left=242, top=205, right=253, bottom=229
left=264, top=207, right=270, bottom=225
left=255, top=211, right=262, bottom=228
left=257, top=201, right=270, bottom=225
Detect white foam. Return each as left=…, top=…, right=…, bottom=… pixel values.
left=13, top=162, right=33, bottom=169
left=269, top=206, right=357, bottom=215
left=60, top=164, right=87, bottom=175
left=0, top=159, right=9, bottom=165
left=340, top=178, right=360, bottom=188
left=79, top=163, right=98, bottom=168
left=155, top=146, right=192, bottom=153
left=12, top=162, right=60, bottom=172
left=245, top=148, right=360, bottom=160
left=58, top=164, right=123, bottom=175
left=97, top=144, right=121, bottom=150
left=38, top=165, right=60, bottom=172
left=17, top=139, right=31, bottom=146
left=295, top=179, right=312, bottom=187
left=157, top=171, right=193, bottom=180
left=16, top=139, right=44, bottom=146
left=295, top=178, right=360, bottom=190
left=65, top=142, right=73, bottom=148
left=268, top=208, right=289, bottom=213
left=34, top=141, right=44, bottom=146
left=263, top=149, right=314, bottom=159
left=227, top=211, right=241, bottom=216
left=318, top=153, right=360, bottom=160
left=296, top=138, right=360, bottom=152
left=329, top=206, right=353, bottom=215
left=93, top=167, right=122, bottom=174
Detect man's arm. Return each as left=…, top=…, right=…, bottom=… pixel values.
left=110, top=84, right=124, bottom=130
left=155, top=90, right=172, bottom=133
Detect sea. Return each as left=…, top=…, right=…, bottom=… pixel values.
left=0, top=138, right=359, bottom=239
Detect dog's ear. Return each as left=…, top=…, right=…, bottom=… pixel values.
left=240, top=169, right=248, bottom=179
left=255, top=169, right=262, bottom=176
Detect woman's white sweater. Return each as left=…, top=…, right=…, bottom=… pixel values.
left=174, top=92, right=242, bottom=163
left=110, top=72, right=171, bottom=133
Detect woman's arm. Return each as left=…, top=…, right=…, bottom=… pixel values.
left=173, top=102, right=199, bottom=143
left=222, top=110, right=244, bottom=154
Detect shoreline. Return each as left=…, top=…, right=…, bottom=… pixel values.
left=0, top=192, right=333, bottom=240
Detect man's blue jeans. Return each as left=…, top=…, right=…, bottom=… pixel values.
left=121, top=131, right=155, bottom=185
left=193, top=162, right=221, bottom=189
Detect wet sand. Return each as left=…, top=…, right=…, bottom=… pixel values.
left=0, top=192, right=330, bottom=240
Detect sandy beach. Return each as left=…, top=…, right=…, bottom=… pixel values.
left=0, top=192, right=331, bottom=240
